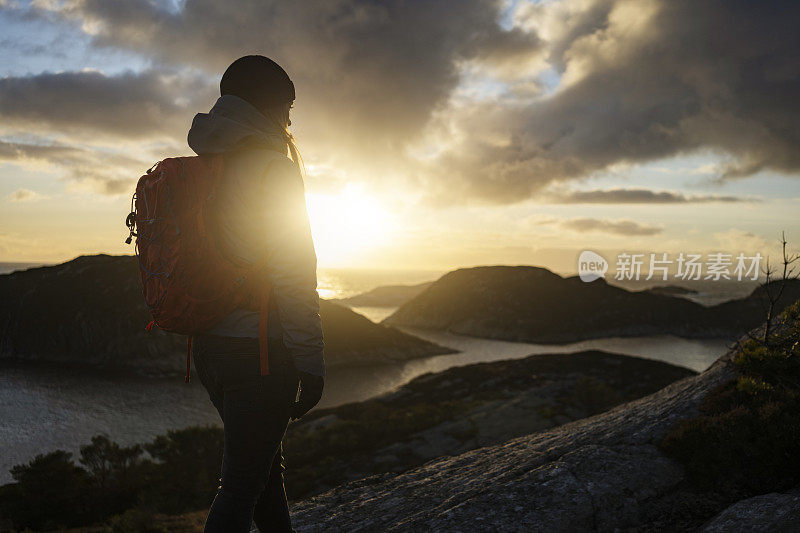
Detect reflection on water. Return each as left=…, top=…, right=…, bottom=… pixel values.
left=320, top=327, right=731, bottom=408
left=404, top=327, right=730, bottom=373
left=0, top=329, right=730, bottom=483
left=316, top=268, right=442, bottom=300
left=348, top=306, right=397, bottom=323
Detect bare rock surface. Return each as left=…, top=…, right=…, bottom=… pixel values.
left=290, top=342, right=738, bottom=531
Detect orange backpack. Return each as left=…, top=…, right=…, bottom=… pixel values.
left=125, top=155, right=271, bottom=381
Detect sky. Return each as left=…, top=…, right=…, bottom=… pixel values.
left=0, top=0, right=798, bottom=276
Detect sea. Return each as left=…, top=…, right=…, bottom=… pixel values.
left=0, top=261, right=753, bottom=483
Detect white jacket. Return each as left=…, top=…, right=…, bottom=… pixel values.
left=187, top=95, right=325, bottom=376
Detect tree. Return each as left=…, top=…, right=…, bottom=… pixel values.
left=141, top=426, right=224, bottom=513
left=3, top=451, right=91, bottom=530
left=79, top=434, right=144, bottom=488
left=756, top=232, right=799, bottom=346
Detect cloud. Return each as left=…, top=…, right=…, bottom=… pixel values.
left=0, top=138, right=85, bottom=163
left=20, top=0, right=542, bottom=172
left=560, top=217, right=663, bottom=236
left=548, top=188, right=753, bottom=204
left=6, top=188, right=47, bottom=201
left=419, top=0, right=800, bottom=202
left=0, top=139, right=148, bottom=194
left=0, top=69, right=215, bottom=140
left=713, top=229, right=769, bottom=254
left=7, top=0, right=800, bottom=205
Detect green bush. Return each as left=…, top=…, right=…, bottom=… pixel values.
left=2, top=451, right=92, bottom=530
left=660, top=301, right=800, bottom=495
left=140, top=426, right=223, bottom=514
left=0, top=426, right=223, bottom=531
left=80, top=435, right=148, bottom=518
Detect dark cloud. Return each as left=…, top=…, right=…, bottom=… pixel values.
left=24, top=0, right=541, bottom=170
left=422, top=0, right=800, bottom=203
left=0, top=139, right=86, bottom=163
left=7, top=0, right=800, bottom=204
left=561, top=218, right=663, bottom=236
left=0, top=139, right=148, bottom=194
left=549, top=188, right=752, bottom=204
left=0, top=67, right=208, bottom=194
left=0, top=69, right=214, bottom=140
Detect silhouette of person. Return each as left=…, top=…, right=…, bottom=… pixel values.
left=188, top=55, right=325, bottom=533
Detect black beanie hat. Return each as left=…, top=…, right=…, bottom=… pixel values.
left=220, top=55, right=295, bottom=111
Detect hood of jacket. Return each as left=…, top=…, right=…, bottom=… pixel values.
left=187, top=95, right=288, bottom=155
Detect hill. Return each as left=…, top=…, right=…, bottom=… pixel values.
left=0, top=255, right=452, bottom=376
left=283, top=349, right=695, bottom=498
left=384, top=265, right=800, bottom=343
left=335, top=282, right=432, bottom=307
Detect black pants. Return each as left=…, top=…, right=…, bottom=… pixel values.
left=192, top=334, right=299, bottom=533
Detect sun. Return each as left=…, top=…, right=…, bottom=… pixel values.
left=305, top=184, right=395, bottom=268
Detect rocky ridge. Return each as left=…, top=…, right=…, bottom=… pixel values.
left=284, top=350, right=695, bottom=499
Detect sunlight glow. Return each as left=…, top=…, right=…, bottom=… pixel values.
left=306, top=184, right=395, bottom=268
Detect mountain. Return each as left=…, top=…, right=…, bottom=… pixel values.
left=0, top=255, right=453, bottom=376
left=335, top=282, right=432, bottom=307
left=384, top=265, right=800, bottom=342
left=290, top=307, right=800, bottom=531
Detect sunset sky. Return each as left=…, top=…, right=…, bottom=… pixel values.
left=1, top=0, right=798, bottom=274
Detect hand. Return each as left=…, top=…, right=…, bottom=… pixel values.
left=291, top=371, right=324, bottom=420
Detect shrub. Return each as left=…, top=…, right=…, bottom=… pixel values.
left=80, top=435, right=148, bottom=518
left=140, top=426, right=224, bottom=514
left=1, top=451, right=92, bottom=530
left=660, top=301, right=800, bottom=496
left=0, top=426, right=224, bottom=531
